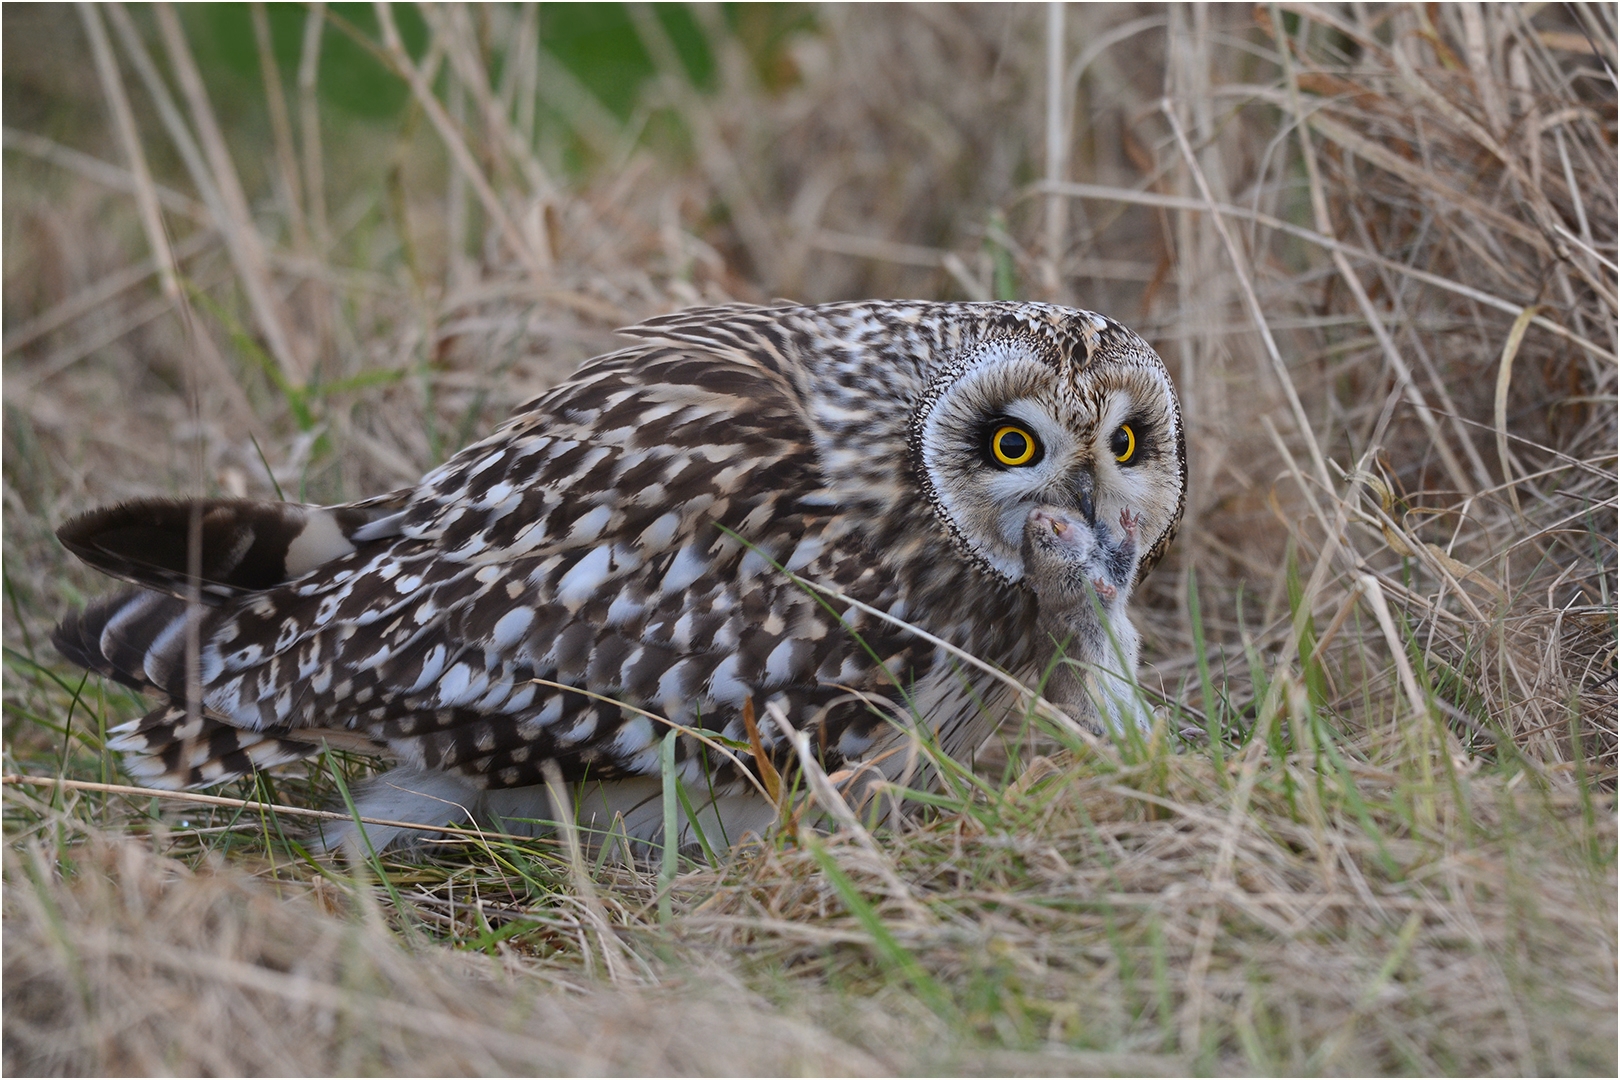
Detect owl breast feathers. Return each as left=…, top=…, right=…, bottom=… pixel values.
left=52, top=301, right=1185, bottom=853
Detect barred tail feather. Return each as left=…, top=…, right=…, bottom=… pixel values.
left=51, top=590, right=191, bottom=693
left=107, top=705, right=317, bottom=789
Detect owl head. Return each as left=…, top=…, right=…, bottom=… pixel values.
left=909, top=308, right=1185, bottom=589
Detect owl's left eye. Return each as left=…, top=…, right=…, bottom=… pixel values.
left=988, top=423, right=1041, bottom=467
left=1110, top=423, right=1138, bottom=465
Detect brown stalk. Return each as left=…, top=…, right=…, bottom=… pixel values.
left=372, top=1, right=551, bottom=284
left=250, top=2, right=309, bottom=254
left=1, top=127, right=209, bottom=221
left=78, top=3, right=179, bottom=308
left=152, top=2, right=310, bottom=387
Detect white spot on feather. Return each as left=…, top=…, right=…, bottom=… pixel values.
left=639, top=511, right=681, bottom=552
left=476, top=675, right=513, bottom=711
left=349, top=511, right=404, bottom=542
left=764, top=639, right=799, bottom=685
left=660, top=546, right=708, bottom=593
left=437, top=662, right=490, bottom=707
left=468, top=450, right=506, bottom=478
left=738, top=547, right=773, bottom=579
left=510, top=517, right=548, bottom=553
left=286, top=513, right=355, bottom=577
left=314, top=594, right=343, bottom=627
left=657, top=662, right=688, bottom=710
left=670, top=612, right=696, bottom=650
left=575, top=447, right=613, bottom=474
left=713, top=620, right=739, bottom=651
left=707, top=655, right=749, bottom=705
left=785, top=536, right=823, bottom=572
left=490, top=607, right=534, bottom=651
left=612, top=715, right=655, bottom=755
left=606, top=591, right=644, bottom=627
left=505, top=682, right=536, bottom=713
left=407, top=645, right=448, bottom=693
left=558, top=710, right=597, bottom=745
left=635, top=402, right=682, bottom=424
left=568, top=505, right=612, bottom=544
left=557, top=546, right=613, bottom=609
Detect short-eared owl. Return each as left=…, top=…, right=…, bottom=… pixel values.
left=53, top=301, right=1185, bottom=853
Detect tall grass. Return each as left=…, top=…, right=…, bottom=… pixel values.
left=4, top=4, right=1614, bottom=1074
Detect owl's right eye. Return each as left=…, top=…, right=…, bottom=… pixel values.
left=988, top=423, right=1041, bottom=467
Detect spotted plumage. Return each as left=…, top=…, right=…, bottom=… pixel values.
left=52, top=301, right=1185, bottom=853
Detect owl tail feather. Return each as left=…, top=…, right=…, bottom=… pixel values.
left=55, top=493, right=409, bottom=603
left=54, top=588, right=325, bottom=789
left=52, top=589, right=191, bottom=694
left=52, top=490, right=413, bottom=740
left=106, top=704, right=317, bottom=789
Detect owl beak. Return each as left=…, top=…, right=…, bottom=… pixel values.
left=1073, top=466, right=1097, bottom=526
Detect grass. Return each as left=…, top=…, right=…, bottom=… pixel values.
left=3, top=3, right=1616, bottom=1075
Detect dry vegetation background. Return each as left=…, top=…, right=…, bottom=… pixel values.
left=2, top=3, right=1616, bottom=1075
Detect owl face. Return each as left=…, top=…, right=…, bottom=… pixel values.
left=911, top=326, right=1183, bottom=587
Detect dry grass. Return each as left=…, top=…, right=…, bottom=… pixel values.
left=3, top=4, right=1615, bottom=1075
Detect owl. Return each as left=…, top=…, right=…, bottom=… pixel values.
left=51, top=301, right=1185, bottom=855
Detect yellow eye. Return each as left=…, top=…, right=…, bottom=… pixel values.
left=1110, top=423, right=1137, bottom=464
left=990, top=424, right=1039, bottom=467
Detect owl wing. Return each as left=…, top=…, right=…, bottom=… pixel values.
left=71, top=338, right=939, bottom=791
